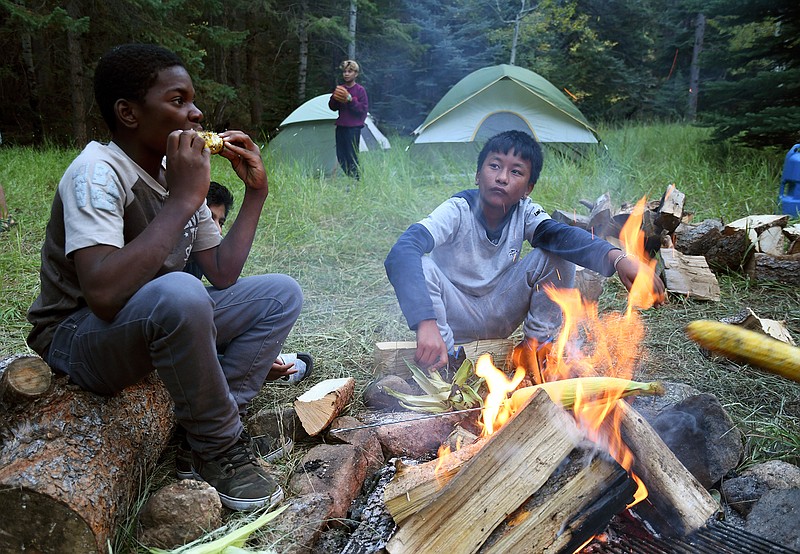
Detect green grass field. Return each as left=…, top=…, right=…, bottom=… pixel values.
left=1, top=123, right=798, bottom=552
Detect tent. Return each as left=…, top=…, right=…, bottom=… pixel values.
left=412, top=64, right=598, bottom=160
left=267, top=94, right=390, bottom=176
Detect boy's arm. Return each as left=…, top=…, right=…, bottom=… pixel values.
left=192, top=131, right=268, bottom=288
left=348, top=85, right=368, bottom=118
left=532, top=219, right=665, bottom=301
left=385, top=224, right=449, bottom=369
left=74, top=131, right=212, bottom=321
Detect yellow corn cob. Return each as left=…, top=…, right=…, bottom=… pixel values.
left=685, top=320, right=800, bottom=383
left=509, top=376, right=665, bottom=413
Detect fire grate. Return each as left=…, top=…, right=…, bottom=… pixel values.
left=585, top=519, right=800, bottom=554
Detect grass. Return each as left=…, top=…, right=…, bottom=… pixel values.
left=1, top=123, right=798, bottom=552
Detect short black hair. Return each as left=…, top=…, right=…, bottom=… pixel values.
left=477, top=130, right=544, bottom=186
left=207, top=181, right=234, bottom=217
left=94, top=44, right=185, bottom=132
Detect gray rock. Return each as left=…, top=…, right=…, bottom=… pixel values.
left=723, top=460, right=800, bottom=516
left=649, top=393, right=743, bottom=488
left=136, top=479, right=223, bottom=550
left=363, top=376, right=414, bottom=410
left=744, top=488, right=800, bottom=550
left=269, top=492, right=336, bottom=554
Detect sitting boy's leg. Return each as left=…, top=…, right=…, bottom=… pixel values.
left=521, top=250, right=576, bottom=343
left=210, top=273, right=303, bottom=416
left=49, top=272, right=243, bottom=456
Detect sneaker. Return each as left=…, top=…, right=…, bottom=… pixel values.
left=249, top=431, right=294, bottom=462
left=175, top=439, right=195, bottom=480
left=274, top=352, right=314, bottom=385
left=192, top=437, right=284, bottom=511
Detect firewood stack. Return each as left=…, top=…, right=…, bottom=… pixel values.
left=563, top=186, right=800, bottom=301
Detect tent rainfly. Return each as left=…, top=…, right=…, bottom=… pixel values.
left=412, top=64, right=599, bottom=147
left=267, top=94, right=390, bottom=176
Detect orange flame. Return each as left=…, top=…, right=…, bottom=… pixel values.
left=479, top=196, right=660, bottom=508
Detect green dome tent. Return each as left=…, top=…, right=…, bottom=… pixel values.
left=267, top=94, right=390, bottom=176
left=412, top=64, right=598, bottom=160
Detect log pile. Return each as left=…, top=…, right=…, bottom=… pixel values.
left=382, top=390, right=719, bottom=554
left=0, top=357, right=174, bottom=553
left=564, top=186, right=800, bottom=297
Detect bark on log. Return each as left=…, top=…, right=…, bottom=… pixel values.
left=746, top=252, right=800, bottom=285
left=0, top=373, right=174, bottom=553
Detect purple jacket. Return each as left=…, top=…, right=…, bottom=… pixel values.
left=328, top=82, right=368, bottom=127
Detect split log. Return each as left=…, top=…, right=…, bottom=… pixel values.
left=551, top=209, right=590, bottom=230
left=0, top=355, right=52, bottom=405
left=757, top=226, right=786, bottom=256
left=386, top=389, right=583, bottom=554
left=589, top=192, right=613, bottom=237
left=746, top=252, right=800, bottom=285
left=660, top=248, right=720, bottom=301
left=720, top=308, right=796, bottom=345
left=384, top=438, right=488, bottom=523
left=725, top=214, right=789, bottom=237
left=674, top=219, right=723, bottom=255
left=478, top=444, right=636, bottom=554
left=373, top=339, right=514, bottom=377
left=0, top=373, right=174, bottom=553
left=615, top=400, right=721, bottom=536
left=785, top=224, right=800, bottom=254
left=294, top=377, right=355, bottom=436
left=655, top=185, right=686, bottom=233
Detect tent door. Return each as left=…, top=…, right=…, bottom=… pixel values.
left=472, top=111, right=536, bottom=142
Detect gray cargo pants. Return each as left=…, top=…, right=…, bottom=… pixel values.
left=46, top=271, right=302, bottom=458
left=421, top=249, right=575, bottom=351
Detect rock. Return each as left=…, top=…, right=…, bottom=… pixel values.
left=368, top=412, right=463, bottom=459
left=247, top=405, right=310, bottom=444
left=268, top=492, right=336, bottom=554
left=327, top=416, right=386, bottom=478
left=723, top=460, right=800, bottom=516
left=744, top=488, right=800, bottom=550
left=136, top=480, right=222, bottom=549
left=363, top=376, right=414, bottom=410
left=289, top=443, right=370, bottom=521
left=649, top=393, right=743, bottom=489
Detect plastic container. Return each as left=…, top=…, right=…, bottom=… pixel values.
left=780, top=143, right=800, bottom=216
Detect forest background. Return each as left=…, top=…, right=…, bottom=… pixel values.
left=0, top=0, right=797, bottom=151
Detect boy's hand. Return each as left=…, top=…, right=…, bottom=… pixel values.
left=612, top=252, right=667, bottom=306
left=415, top=319, right=449, bottom=371
left=165, top=129, right=212, bottom=210
left=333, top=86, right=349, bottom=103
left=217, top=130, right=268, bottom=195
left=267, top=357, right=297, bottom=381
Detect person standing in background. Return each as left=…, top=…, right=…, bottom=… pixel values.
left=329, top=60, right=368, bottom=180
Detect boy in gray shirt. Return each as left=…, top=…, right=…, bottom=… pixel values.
left=385, top=130, right=664, bottom=374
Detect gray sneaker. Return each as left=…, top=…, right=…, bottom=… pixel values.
left=192, top=437, right=284, bottom=511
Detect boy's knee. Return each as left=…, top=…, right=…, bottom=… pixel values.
left=146, top=272, right=212, bottom=314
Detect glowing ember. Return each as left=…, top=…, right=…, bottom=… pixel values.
left=477, top=196, right=663, bottom=508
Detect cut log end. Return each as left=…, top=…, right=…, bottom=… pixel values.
left=1, top=356, right=52, bottom=404
left=294, top=377, right=355, bottom=436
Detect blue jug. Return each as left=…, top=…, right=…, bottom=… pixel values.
left=780, top=144, right=800, bottom=216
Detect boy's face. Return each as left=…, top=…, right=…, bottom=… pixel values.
left=133, top=65, right=203, bottom=153
left=342, top=67, right=358, bottom=84
left=476, top=149, right=534, bottom=215
left=209, top=203, right=227, bottom=233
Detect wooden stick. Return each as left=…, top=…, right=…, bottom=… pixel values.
left=386, top=390, right=582, bottom=554
left=616, top=400, right=721, bottom=536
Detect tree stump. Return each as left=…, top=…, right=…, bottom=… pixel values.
left=0, top=372, right=174, bottom=553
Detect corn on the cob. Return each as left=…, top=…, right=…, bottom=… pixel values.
left=198, top=131, right=224, bottom=154
left=509, top=376, right=665, bottom=413
left=685, top=319, right=800, bottom=383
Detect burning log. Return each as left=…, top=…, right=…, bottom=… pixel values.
left=386, top=389, right=586, bottom=553
left=615, top=400, right=722, bottom=536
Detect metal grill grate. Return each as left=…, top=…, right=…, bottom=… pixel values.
left=586, top=520, right=800, bottom=554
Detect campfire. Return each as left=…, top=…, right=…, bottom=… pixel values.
left=383, top=197, right=723, bottom=553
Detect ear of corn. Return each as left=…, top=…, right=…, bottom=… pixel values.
left=685, top=319, right=800, bottom=383
left=509, top=376, right=665, bottom=413
left=382, top=357, right=485, bottom=413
